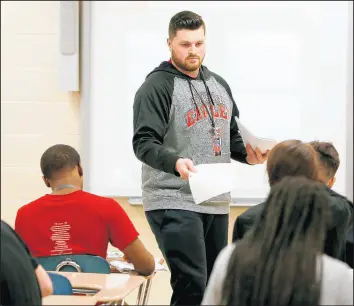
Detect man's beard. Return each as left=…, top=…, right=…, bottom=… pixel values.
left=171, top=49, right=204, bottom=72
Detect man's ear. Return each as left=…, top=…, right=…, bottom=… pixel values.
left=78, top=164, right=83, bottom=177
left=42, top=176, right=50, bottom=188
left=328, top=177, right=336, bottom=188
left=167, top=38, right=172, bottom=50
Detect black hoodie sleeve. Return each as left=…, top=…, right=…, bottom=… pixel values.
left=133, top=76, right=180, bottom=176
left=211, top=73, right=249, bottom=164
left=229, top=98, right=249, bottom=164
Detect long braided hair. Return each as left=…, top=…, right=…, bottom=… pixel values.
left=222, top=142, right=331, bottom=306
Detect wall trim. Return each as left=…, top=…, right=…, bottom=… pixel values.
left=79, top=1, right=92, bottom=191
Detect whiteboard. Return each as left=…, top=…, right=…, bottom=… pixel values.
left=87, top=1, right=350, bottom=200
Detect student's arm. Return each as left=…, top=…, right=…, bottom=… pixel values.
left=121, top=238, right=155, bottom=276
left=24, top=243, right=53, bottom=298
left=202, top=244, right=235, bottom=305
left=338, top=268, right=354, bottom=305
left=232, top=217, right=244, bottom=242
left=108, top=200, right=155, bottom=276
left=34, top=264, right=54, bottom=297
left=13, top=219, right=53, bottom=297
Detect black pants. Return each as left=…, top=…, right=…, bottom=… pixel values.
left=145, top=209, right=229, bottom=306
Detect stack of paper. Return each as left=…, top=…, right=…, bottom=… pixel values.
left=235, top=117, right=277, bottom=154
left=189, top=163, right=238, bottom=205
left=188, top=119, right=277, bottom=205
left=109, top=259, right=167, bottom=273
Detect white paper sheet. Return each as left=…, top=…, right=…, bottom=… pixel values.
left=107, top=250, right=124, bottom=258
left=235, top=117, right=278, bottom=154
left=189, top=163, right=239, bottom=204
left=110, top=259, right=167, bottom=273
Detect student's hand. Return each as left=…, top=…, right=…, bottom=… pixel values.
left=175, top=158, right=197, bottom=180
left=245, top=144, right=269, bottom=164
left=122, top=255, right=131, bottom=263
left=122, top=238, right=155, bottom=276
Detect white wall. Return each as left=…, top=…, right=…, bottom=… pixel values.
left=1, top=1, right=80, bottom=226
left=85, top=1, right=351, bottom=202
left=346, top=1, right=353, bottom=201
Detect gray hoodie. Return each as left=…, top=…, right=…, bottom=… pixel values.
left=133, top=61, right=248, bottom=214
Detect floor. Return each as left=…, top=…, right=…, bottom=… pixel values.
left=110, top=198, right=249, bottom=305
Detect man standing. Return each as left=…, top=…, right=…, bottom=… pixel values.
left=133, top=11, right=267, bottom=305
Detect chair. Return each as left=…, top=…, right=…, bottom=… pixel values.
left=38, top=255, right=111, bottom=296
left=48, top=272, right=73, bottom=295
left=37, top=255, right=111, bottom=274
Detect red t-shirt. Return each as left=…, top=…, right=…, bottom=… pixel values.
left=15, top=190, right=139, bottom=259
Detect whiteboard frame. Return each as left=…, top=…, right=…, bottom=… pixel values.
left=80, top=1, right=93, bottom=192
left=346, top=1, right=353, bottom=202
left=80, top=2, right=353, bottom=204
left=79, top=1, right=267, bottom=205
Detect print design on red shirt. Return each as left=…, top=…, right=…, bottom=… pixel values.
left=50, top=222, right=72, bottom=255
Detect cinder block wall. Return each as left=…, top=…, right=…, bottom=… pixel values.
left=1, top=1, right=80, bottom=226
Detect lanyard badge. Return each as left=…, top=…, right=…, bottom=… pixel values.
left=210, top=127, right=222, bottom=157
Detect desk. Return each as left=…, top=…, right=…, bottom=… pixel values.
left=53, top=271, right=146, bottom=305
left=106, top=255, right=165, bottom=305
left=42, top=295, right=96, bottom=305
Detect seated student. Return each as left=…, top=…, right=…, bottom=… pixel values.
left=232, top=140, right=353, bottom=261
left=309, top=140, right=340, bottom=188
left=15, top=144, right=155, bottom=276
left=1, top=220, right=53, bottom=306
left=309, top=140, right=354, bottom=267
left=202, top=176, right=353, bottom=306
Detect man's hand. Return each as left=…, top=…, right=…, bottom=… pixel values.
left=245, top=144, right=269, bottom=165
left=175, top=158, right=197, bottom=180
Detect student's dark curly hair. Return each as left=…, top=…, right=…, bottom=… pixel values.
left=40, top=144, right=81, bottom=179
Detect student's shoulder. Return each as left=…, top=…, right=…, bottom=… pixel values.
left=16, top=195, right=48, bottom=215
left=80, top=192, right=127, bottom=215
left=321, top=253, right=353, bottom=282
left=238, top=202, right=265, bottom=221
left=221, top=243, right=237, bottom=259
left=80, top=191, right=119, bottom=206
left=322, top=253, right=352, bottom=267
left=322, top=254, right=353, bottom=279
left=327, top=189, right=353, bottom=218
left=1, top=220, right=14, bottom=235
left=320, top=254, right=353, bottom=305
left=328, top=189, right=353, bottom=208
left=1, top=221, right=28, bottom=251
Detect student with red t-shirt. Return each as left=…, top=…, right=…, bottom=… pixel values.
left=15, top=144, right=155, bottom=276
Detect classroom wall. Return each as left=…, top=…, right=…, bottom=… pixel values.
left=346, top=2, right=353, bottom=202
left=1, top=1, right=352, bottom=226
left=1, top=1, right=80, bottom=226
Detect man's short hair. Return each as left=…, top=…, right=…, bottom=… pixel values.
left=309, top=141, right=340, bottom=179
left=168, top=11, right=205, bottom=38
left=40, top=144, right=81, bottom=179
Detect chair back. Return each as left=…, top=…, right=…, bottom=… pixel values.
left=48, top=272, right=73, bottom=295
left=37, top=255, right=111, bottom=274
